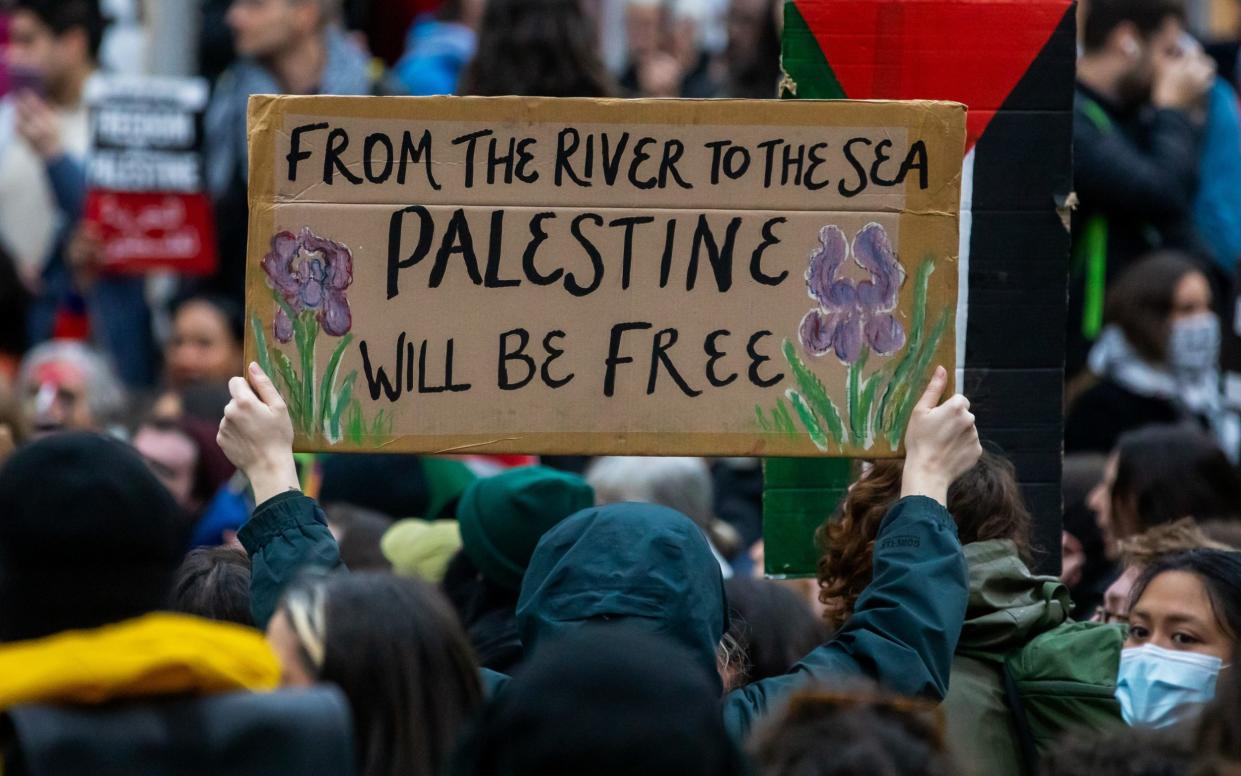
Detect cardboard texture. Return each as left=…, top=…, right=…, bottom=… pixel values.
left=768, top=0, right=1075, bottom=576
left=245, top=95, right=965, bottom=456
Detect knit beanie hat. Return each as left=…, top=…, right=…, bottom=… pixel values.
left=457, top=466, right=593, bottom=590
left=382, top=519, right=463, bottom=582
left=0, top=433, right=187, bottom=642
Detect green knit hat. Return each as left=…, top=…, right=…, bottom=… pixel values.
left=457, top=466, right=595, bottom=590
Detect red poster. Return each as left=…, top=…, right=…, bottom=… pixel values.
left=84, top=75, right=217, bottom=276
left=84, top=190, right=217, bottom=275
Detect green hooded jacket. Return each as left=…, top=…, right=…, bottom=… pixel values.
left=944, top=540, right=1125, bottom=776
left=241, top=492, right=967, bottom=743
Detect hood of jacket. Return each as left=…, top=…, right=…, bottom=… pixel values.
left=516, top=503, right=729, bottom=692
left=0, top=613, right=280, bottom=711
left=957, top=539, right=1071, bottom=656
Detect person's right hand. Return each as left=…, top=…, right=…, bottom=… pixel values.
left=218, top=362, right=300, bottom=505
left=900, top=365, right=982, bottom=505
left=1153, top=49, right=1215, bottom=111
left=14, top=91, right=63, bottom=159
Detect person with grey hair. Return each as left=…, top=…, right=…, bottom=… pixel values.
left=16, top=339, right=126, bottom=438
left=587, top=456, right=740, bottom=576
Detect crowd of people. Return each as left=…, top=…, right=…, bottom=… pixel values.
left=0, top=0, right=1239, bottom=773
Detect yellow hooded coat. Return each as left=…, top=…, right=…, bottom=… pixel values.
left=0, top=613, right=280, bottom=774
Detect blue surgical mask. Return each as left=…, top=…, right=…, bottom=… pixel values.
left=1115, top=643, right=1223, bottom=728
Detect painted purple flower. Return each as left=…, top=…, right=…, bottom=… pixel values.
left=261, top=226, right=353, bottom=343
left=799, top=223, right=906, bottom=364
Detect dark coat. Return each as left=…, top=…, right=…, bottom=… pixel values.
left=2, top=687, right=354, bottom=776
left=242, top=493, right=968, bottom=742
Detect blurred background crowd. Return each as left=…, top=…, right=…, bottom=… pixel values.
left=1, top=0, right=1241, bottom=774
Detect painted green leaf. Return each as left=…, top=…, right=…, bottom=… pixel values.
left=273, top=350, right=303, bottom=423
left=330, top=371, right=357, bottom=441
left=755, top=404, right=771, bottom=433
left=783, top=339, right=846, bottom=445
left=774, top=397, right=798, bottom=435
left=847, top=347, right=869, bottom=443
left=344, top=400, right=365, bottom=446
left=318, top=333, right=354, bottom=436
left=876, top=259, right=934, bottom=432
left=251, top=313, right=274, bottom=383
left=787, top=390, right=829, bottom=451
left=888, top=309, right=952, bottom=449
left=858, top=371, right=883, bottom=445
left=293, top=315, right=318, bottom=435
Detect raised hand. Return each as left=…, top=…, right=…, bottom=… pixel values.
left=900, top=366, right=982, bottom=505
left=218, top=362, right=300, bottom=504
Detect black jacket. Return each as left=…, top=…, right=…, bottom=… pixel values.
left=1065, top=377, right=1187, bottom=453
left=2, top=687, right=354, bottom=776
left=1067, top=84, right=1205, bottom=373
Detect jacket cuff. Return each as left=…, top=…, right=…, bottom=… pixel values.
left=879, top=495, right=958, bottom=535
left=238, top=491, right=321, bottom=554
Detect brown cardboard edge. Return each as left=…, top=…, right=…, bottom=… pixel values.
left=264, top=94, right=967, bottom=129
left=288, top=430, right=909, bottom=457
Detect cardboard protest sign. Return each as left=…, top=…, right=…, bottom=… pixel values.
left=83, top=74, right=218, bottom=275
left=245, top=95, right=964, bottom=456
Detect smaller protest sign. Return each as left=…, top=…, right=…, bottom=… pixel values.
left=83, top=74, right=217, bottom=275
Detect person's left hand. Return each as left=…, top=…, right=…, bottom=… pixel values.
left=14, top=91, right=63, bottom=159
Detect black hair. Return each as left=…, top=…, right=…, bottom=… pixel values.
left=1043, top=725, right=1192, bottom=776
left=726, top=0, right=781, bottom=99
left=750, top=683, right=952, bottom=776
left=172, top=293, right=246, bottom=347
left=1130, top=549, right=1241, bottom=642
left=724, top=577, right=827, bottom=684
left=1104, top=252, right=1203, bottom=363
left=1196, top=646, right=1241, bottom=772
left=323, top=503, right=393, bottom=571
left=1082, top=0, right=1186, bottom=53
left=176, top=382, right=234, bottom=426
left=453, top=623, right=749, bottom=776
left=15, top=0, right=106, bottom=60
left=460, top=0, right=617, bottom=97
left=1111, top=425, right=1241, bottom=540
left=169, top=546, right=254, bottom=627
left=439, top=549, right=523, bottom=671
left=279, top=572, right=482, bottom=776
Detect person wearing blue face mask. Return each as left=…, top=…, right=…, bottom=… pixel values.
left=1067, top=253, right=1241, bottom=460
left=1116, top=549, right=1241, bottom=728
